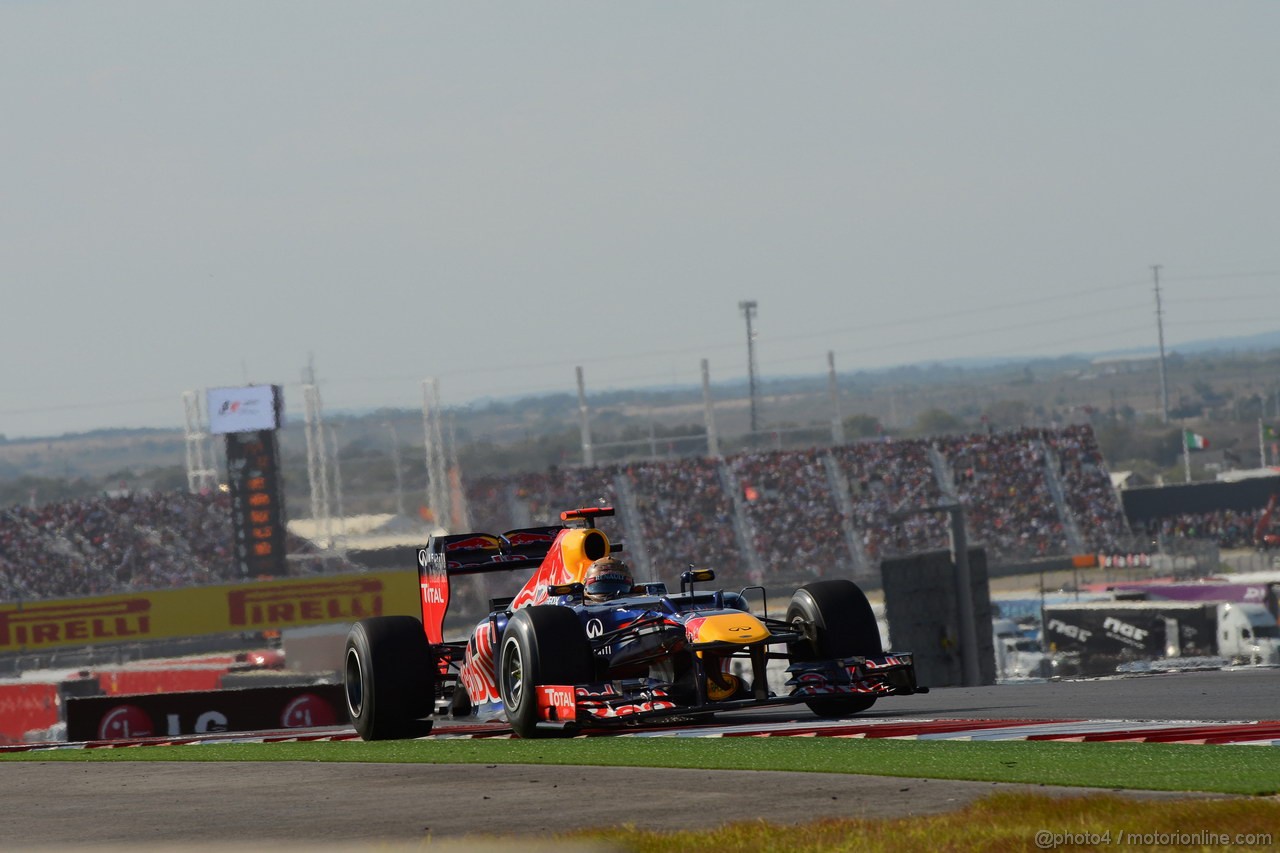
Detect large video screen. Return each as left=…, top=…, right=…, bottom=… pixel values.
left=207, top=385, right=282, bottom=435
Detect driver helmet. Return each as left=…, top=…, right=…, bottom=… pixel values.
left=583, top=556, right=634, bottom=603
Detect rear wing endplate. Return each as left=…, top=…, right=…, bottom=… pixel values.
left=417, top=527, right=564, bottom=644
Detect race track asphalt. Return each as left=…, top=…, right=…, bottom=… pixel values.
left=0, top=762, right=1224, bottom=848
left=4, top=668, right=1275, bottom=848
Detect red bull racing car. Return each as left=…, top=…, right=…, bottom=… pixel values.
left=343, top=507, right=925, bottom=739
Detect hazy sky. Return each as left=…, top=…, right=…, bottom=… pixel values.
left=3, top=2, right=1278, bottom=438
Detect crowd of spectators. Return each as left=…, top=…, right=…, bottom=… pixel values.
left=1043, top=424, right=1136, bottom=553
left=529, top=467, right=620, bottom=528
left=465, top=425, right=1138, bottom=580
left=1139, top=508, right=1267, bottom=550
left=13, top=423, right=1278, bottom=606
left=729, top=449, right=850, bottom=581
left=832, top=438, right=951, bottom=562
left=0, top=492, right=238, bottom=602
left=936, top=428, right=1069, bottom=564
left=626, top=457, right=745, bottom=583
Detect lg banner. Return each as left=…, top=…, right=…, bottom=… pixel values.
left=66, top=684, right=352, bottom=742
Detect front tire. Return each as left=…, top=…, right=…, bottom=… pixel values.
left=344, top=616, right=435, bottom=740
left=498, top=606, right=591, bottom=738
left=786, top=579, right=882, bottom=717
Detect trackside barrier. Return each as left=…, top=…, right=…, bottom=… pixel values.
left=0, top=571, right=420, bottom=654
left=0, top=682, right=59, bottom=744
left=65, top=684, right=349, bottom=742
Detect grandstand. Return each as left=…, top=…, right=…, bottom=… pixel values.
left=6, top=423, right=1264, bottom=606
left=461, top=424, right=1146, bottom=585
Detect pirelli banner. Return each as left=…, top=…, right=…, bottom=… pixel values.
left=0, top=572, right=419, bottom=654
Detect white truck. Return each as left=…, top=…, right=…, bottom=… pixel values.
left=1042, top=600, right=1280, bottom=675
left=992, top=618, right=1051, bottom=680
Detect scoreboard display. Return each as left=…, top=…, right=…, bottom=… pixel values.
left=225, top=429, right=287, bottom=577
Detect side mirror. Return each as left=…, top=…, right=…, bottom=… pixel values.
left=679, top=567, right=715, bottom=594
left=546, top=582, right=585, bottom=599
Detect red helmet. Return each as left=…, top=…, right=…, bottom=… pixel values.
left=583, top=557, right=634, bottom=602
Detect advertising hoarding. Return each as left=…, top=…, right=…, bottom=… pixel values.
left=207, top=385, right=282, bottom=435
left=0, top=571, right=419, bottom=653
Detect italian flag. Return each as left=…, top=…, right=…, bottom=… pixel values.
left=1184, top=430, right=1210, bottom=451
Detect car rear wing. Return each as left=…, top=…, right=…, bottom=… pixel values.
left=417, top=526, right=565, bottom=643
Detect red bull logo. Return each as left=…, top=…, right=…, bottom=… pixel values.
left=460, top=622, right=500, bottom=705
left=506, top=532, right=556, bottom=546
left=446, top=536, right=501, bottom=552
left=0, top=599, right=151, bottom=649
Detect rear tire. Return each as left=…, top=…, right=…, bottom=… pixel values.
left=786, top=579, right=882, bottom=717
left=344, top=616, right=435, bottom=740
left=498, top=606, right=592, bottom=738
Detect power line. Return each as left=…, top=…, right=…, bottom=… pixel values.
left=1160, top=269, right=1280, bottom=284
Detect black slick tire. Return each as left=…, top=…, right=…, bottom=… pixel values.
left=786, top=579, right=882, bottom=717
left=498, top=606, right=591, bottom=739
left=344, top=616, right=435, bottom=740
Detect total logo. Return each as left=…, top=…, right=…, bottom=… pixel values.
left=538, top=686, right=575, bottom=708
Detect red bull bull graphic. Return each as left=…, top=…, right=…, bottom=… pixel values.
left=505, top=531, right=557, bottom=546
left=460, top=621, right=501, bottom=706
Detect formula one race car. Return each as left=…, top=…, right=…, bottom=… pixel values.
left=343, top=507, right=925, bottom=739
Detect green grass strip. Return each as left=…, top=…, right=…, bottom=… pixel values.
left=565, top=793, right=1280, bottom=852
left=5, top=737, right=1278, bottom=795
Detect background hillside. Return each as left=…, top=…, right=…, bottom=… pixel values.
left=3, top=342, right=1279, bottom=515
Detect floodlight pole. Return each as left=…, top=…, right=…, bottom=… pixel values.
left=739, top=300, right=759, bottom=436
left=701, top=358, right=720, bottom=458
left=1153, top=265, right=1170, bottom=424
left=422, top=378, right=449, bottom=528
left=386, top=422, right=405, bottom=517
left=827, top=350, right=845, bottom=445
left=577, top=366, right=594, bottom=467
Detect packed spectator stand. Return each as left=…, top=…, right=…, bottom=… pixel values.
left=936, top=428, right=1068, bottom=564
left=5, top=423, right=1267, bottom=605
left=0, top=492, right=239, bottom=602
left=833, top=438, right=951, bottom=563
left=1140, top=508, right=1267, bottom=550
